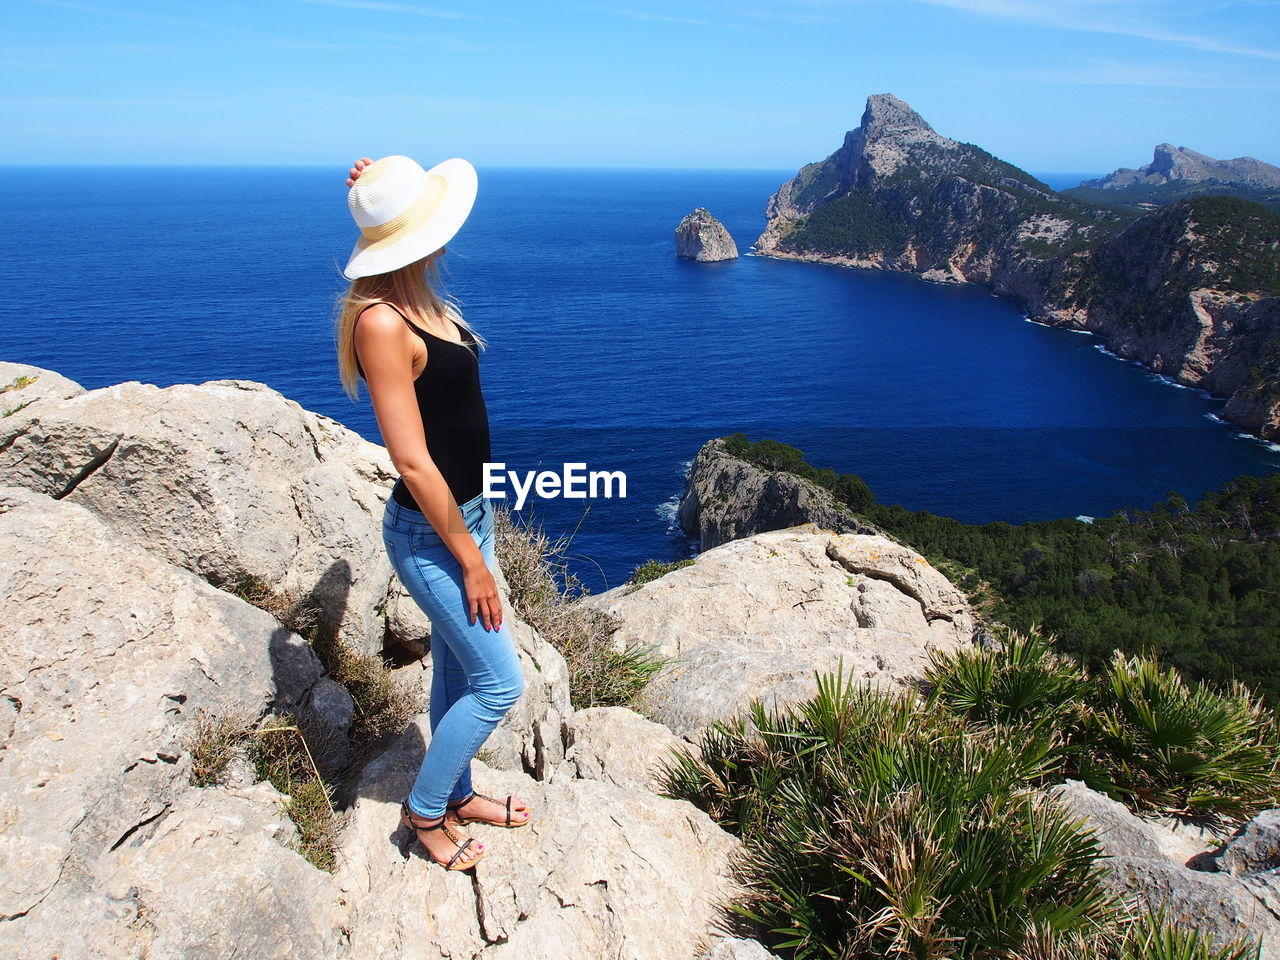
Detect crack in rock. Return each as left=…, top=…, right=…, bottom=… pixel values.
left=55, top=435, right=122, bottom=500
left=825, top=542, right=954, bottom=625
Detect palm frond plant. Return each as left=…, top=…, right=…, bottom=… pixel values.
left=923, top=624, right=1090, bottom=736
left=659, top=661, right=1121, bottom=959
left=1075, top=651, right=1280, bottom=822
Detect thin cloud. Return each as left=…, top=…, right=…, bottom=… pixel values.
left=908, top=0, right=1280, bottom=61
left=582, top=5, right=765, bottom=31
left=26, top=0, right=387, bottom=52
left=1019, top=59, right=1280, bottom=89
left=352, top=29, right=504, bottom=52
left=294, top=0, right=470, bottom=17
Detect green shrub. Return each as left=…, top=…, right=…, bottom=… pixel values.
left=1077, top=652, right=1280, bottom=821
left=924, top=624, right=1089, bottom=735
left=250, top=712, right=340, bottom=872
left=1006, top=908, right=1261, bottom=959
left=183, top=707, right=256, bottom=787
left=628, top=557, right=695, bottom=588
left=659, top=664, right=1112, bottom=958
left=659, top=662, right=1264, bottom=958
left=925, top=629, right=1280, bottom=823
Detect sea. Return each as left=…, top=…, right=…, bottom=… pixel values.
left=3, top=167, right=1278, bottom=593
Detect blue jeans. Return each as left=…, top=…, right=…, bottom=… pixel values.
left=382, top=491, right=526, bottom=818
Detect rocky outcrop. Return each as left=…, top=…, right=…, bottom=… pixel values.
left=0, top=484, right=343, bottom=958
left=0, top=362, right=573, bottom=779
left=676, top=208, right=739, bottom=262
left=0, top=367, right=399, bottom=658
left=1048, top=779, right=1280, bottom=957
left=678, top=436, right=885, bottom=550
left=753, top=94, right=1280, bottom=443
left=0, top=361, right=772, bottom=959
left=1083, top=144, right=1280, bottom=191
left=1215, top=809, right=1280, bottom=878
left=333, top=722, right=747, bottom=959
left=580, top=525, right=975, bottom=740
left=563, top=706, right=697, bottom=793
left=1069, top=240, right=1280, bottom=443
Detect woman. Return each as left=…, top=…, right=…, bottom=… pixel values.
left=334, top=154, right=532, bottom=872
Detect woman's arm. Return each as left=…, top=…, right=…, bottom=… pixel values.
left=356, top=306, right=503, bottom=631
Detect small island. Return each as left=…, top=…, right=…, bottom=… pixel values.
left=674, top=207, right=738, bottom=261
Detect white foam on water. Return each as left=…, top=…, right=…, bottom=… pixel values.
left=1022, top=315, right=1092, bottom=334
left=1204, top=412, right=1280, bottom=454
left=657, top=458, right=695, bottom=534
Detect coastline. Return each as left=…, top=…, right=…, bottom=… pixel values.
left=745, top=246, right=1280, bottom=451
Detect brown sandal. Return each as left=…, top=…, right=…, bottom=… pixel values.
left=400, top=801, right=486, bottom=870
left=445, top=790, right=533, bottom=828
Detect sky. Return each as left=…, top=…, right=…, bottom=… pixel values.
left=5, top=0, right=1279, bottom=172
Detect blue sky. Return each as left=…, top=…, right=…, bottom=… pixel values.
left=6, top=0, right=1278, bottom=172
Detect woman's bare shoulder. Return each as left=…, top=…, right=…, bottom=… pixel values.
left=354, top=302, right=413, bottom=343
left=354, top=301, right=404, bottom=327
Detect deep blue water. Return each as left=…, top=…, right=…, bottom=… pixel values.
left=3, top=166, right=1277, bottom=593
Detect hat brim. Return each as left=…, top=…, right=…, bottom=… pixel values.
left=342, top=157, right=478, bottom=281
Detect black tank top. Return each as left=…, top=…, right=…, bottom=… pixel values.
left=354, top=302, right=491, bottom=510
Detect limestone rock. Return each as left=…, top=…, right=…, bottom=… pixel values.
left=332, top=720, right=748, bottom=959
left=1103, top=856, right=1277, bottom=957
left=679, top=436, right=886, bottom=550
left=0, top=363, right=399, bottom=657
left=580, top=526, right=974, bottom=740
left=1045, top=780, right=1166, bottom=860
left=700, top=939, right=786, bottom=960
left=0, top=360, right=85, bottom=414
left=676, top=208, right=739, bottom=262
left=0, top=485, right=338, bottom=956
left=564, top=706, right=697, bottom=793
left=1046, top=779, right=1280, bottom=957
left=0, top=362, right=575, bottom=783
left=1215, top=810, right=1280, bottom=878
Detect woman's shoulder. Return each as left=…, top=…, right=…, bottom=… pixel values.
left=354, top=302, right=415, bottom=344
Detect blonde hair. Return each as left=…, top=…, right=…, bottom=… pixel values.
left=333, top=251, right=487, bottom=401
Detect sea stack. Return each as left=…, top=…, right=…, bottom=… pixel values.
left=675, top=207, right=738, bottom=261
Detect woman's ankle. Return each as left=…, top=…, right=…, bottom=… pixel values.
left=406, top=801, right=446, bottom=822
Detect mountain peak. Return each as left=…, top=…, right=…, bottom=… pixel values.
left=861, top=93, right=934, bottom=140
left=1084, top=144, right=1280, bottom=190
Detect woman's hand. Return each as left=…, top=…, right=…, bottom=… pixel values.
left=462, top=561, right=504, bottom=631
left=346, top=156, right=374, bottom=188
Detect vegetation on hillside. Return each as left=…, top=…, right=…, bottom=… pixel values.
left=719, top=433, right=1280, bottom=706
left=1063, top=181, right=1280, bottom=214
left=1080, top=196, right=1280, bottom=328
left=925, top=627, right=1280, bottom=822
left=779, top=141, right=1122, bottom=263
left=660, top=652, right=1271, bottom=959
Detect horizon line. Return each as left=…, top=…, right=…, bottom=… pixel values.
left=0, top=162, right=1111, bottom=174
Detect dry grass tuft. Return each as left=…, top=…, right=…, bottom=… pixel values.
left=493, top=504, right=669, bottom=710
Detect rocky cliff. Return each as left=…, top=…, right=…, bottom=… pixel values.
left=0, top=361, right=763, bottom=960
left=676, top=207, right=739, bottom=262
left=678, top=435, right=885, bottom=550
left=755, top=94, right=1280, bottom=443
left=1083, top=144, right=1280, bottom=191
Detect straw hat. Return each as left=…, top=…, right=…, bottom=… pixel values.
left=342, top=155, right=478, bottom=280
